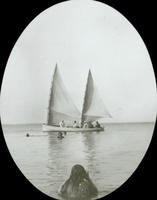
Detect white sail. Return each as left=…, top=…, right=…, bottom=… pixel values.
left=81, top=70, right=111, bottom=122
left=47, top=64, right=81, bottom=126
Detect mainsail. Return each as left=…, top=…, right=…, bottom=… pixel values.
left=81, top=70, right=111, bottom=122
left=46, top=64, right=80, bottom=125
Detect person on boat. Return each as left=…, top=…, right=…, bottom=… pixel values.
left=94, top=121, right=101, bottom=128
left=59, top=120, right=65, bottom=127
left=83, top=121, right=88, bottom=128
left=88, top=121, right=94, bottom=128
left=59, top=164, right=98, bottom=200
left=79, top=121, right=83, bottom=128
left=73, top=121, right=79, bottom=128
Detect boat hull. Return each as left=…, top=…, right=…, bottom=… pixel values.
left=42, top=124, right=104, bottom=132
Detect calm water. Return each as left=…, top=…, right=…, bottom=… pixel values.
left=2, top=123, right=155, bottom=199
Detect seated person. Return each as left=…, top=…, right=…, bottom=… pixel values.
left=83, top=121, right=88, bottom=128
left=59, top=120, right=65, bottom=127
left=59, top=164, right=98, bottom=200
left=94, top=121, right=101, bottom=128
left=87, top=121, right=94, bottom=128
left=73, top=121, right=79, bottom=128
left=79, top=121, right=83, bottom=128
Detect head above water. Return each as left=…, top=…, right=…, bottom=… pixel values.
left=70, top=164, right=88, bottom=180
left=59, top=164, right=98, bottom=199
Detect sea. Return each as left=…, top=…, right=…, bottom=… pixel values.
left=2, top=123, right=155, bottom=199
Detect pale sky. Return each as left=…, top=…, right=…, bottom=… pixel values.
left=0, top=0, right=157, bottom=124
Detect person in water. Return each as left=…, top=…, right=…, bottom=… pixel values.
left=26, top=133, right=30, bottom=137
left=57, top=132, right=64, bottom=139
left=59, top=164, right=98, bottom=200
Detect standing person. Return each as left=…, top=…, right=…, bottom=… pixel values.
left=59, top=164, right=98, bottom=200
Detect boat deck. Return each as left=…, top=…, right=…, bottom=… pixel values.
left=42, top=124, right=104, bottom=132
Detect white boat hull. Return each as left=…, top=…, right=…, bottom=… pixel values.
left=42, top=124, right=104, bottom=132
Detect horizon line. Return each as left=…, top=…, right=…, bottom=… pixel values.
left=1, top=121, right=156, bottom=126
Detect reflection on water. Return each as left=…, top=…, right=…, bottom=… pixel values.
left=3, top=123, right=155, bottom=199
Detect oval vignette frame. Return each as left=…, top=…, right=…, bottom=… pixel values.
left=0, top=0, right=157, bottom=200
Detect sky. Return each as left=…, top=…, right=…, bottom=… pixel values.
left=0, top=0, right=157, bottom=124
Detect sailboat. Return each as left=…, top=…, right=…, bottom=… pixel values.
left=42, top=64, right=111, bottom=132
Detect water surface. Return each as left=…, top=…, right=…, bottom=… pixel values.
left=2, top=123, right=154, bottom=199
